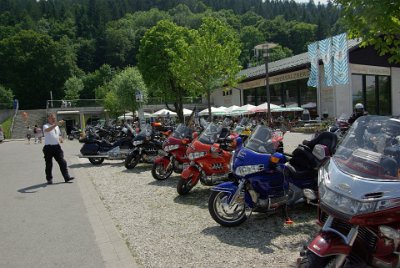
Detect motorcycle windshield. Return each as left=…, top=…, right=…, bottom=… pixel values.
left=334, top=115, right=400, bottom=180
left=135, top=125, right=152, bottom=140
left=172, top=124, right=192, bottom=139
left=198, top=123, right=223, bottom=145
left=244, top=125, right=275, bottom=154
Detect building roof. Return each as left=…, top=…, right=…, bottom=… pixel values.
left=239, top=38, right=361, bottom=80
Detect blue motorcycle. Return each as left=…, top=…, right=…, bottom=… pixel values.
left=208, top=125, right=337, bottom=227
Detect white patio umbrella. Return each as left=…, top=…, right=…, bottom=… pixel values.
left=153, top=108, right=177, bottom=117
left=301, top=102, right=317, bottom=109
left=271, top=106, right=304, bottom=112
left=224, top=105, right=240, bottom=114
left=250, top=102, right=281, bottom=113
left=182, top=108, right=193, bottom=116
left=231, top=104, right=256, bottom=115
left=198, top=107, right=227, bottom=116
left=118, top=115, right=133, bottom=120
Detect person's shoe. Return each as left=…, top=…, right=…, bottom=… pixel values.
left=47, top=180, right=53, bottom=185
left=64, top=177, right=75, bottom=183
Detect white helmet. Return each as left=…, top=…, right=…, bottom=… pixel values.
left=355, top=103, right=364, bottom=109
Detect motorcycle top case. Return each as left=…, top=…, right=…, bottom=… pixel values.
left=80, top=143, right=99, bottom=155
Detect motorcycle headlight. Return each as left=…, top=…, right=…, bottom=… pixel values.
left=188, top=151, right=207, bottom=161
left=133, top=140, right=144, bottom=146
left=164, top=144, right=179, bottom=152
left=235, top=164, right=264, bottom=177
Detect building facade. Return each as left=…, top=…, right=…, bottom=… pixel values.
left=212, top=39, right=400, bottom=119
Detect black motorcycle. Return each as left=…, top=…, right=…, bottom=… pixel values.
left=68, top=127, right=82, bottom=140
left=79, top=125, right=135, bottom=165
left=125, top=125, right=163, bottom=169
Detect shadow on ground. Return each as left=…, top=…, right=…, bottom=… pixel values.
left=202, top=206, right=317, bottom=255
left=17, top=181, right=68, bottom=193
left=173, top=187, right=212, bottom=209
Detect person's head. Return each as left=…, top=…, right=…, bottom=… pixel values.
left=47, top=113, right=56, bottom=124
left=354, top=103, right=364, bottom=116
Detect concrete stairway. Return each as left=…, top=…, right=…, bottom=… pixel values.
left=11, top=109, right=47, bottom=139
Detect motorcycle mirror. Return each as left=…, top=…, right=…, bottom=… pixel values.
left=192, top=132, right=198, bottom=139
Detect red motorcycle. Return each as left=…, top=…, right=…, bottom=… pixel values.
left=151, top=124, right=192, bottom=180
left=298, top=115, right=400, bottom=267
left=177, top=122, right=236, bottom=195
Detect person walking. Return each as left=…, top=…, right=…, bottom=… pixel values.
left=43, top=113, right=75, bottom=184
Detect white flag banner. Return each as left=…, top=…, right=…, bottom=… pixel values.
left=307, top=42, right=319, bottom=88
left=333, top=33, right=349, bottom=85
left=319, top=38, right=333, bottom=86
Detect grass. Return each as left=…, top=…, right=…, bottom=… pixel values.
left=1, top=116, right=12, bottom=138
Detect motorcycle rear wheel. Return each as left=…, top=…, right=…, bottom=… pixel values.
left=208, top=191, right=246, bottom=227
left=151, top=162, right=173, bottom=180
left=89, top=157, right=104, bottom=165
left=177, top=178, right=193, bottom=195
left=125, top=153, right=140, bottom=169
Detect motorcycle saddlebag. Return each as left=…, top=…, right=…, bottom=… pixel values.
left=80, top=143, right=99, bottom=155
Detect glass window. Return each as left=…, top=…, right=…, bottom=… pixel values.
left=365, top=75, right=376, bottom=114
left=378, top=76, right=391, bottom=115
left=351, top=75, right=363, bottom=107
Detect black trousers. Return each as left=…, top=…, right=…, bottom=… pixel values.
left=43, top=144, right=70, bottom=181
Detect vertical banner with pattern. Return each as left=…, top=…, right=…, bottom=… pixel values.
left=319, top=38, right=333, bottom=86
left=333, top=33, right=349, bottom=85
left=307, top=42, right=319, bottom=88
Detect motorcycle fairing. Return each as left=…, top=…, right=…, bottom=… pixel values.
left=210, top=181, right=254, bottom=207
left=308, top=232, right=352, bottom=257
left=154, top=155, right=170, bottom=169
left=181, top=166, right=201, bottom=185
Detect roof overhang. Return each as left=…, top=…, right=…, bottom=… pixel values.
left=57, top=110, right=80, bottom=115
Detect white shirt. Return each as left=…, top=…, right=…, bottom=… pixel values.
left=43, top=123, right=60, bottom=145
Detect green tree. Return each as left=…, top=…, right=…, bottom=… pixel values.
left=64, top=76, right=84, bottom=100
left=0, top=85, right=13, bottom=106
left=0, top=30, right=78, bottom=109
left=335, top=0, right=400, bottom=63
left=172, top=17, right=242, bottom=119
left=107, top=67, right=147, bottom=114
left=138, top=20, right=195, bottom=123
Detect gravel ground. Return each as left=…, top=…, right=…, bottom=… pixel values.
left=73, top=132, right=318, bottom=268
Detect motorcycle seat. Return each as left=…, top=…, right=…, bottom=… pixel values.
left=303, top=132, right=338, bottom=155
left=285, top=163, right=317, bottom=180
left=289, top=145, right=318, bottom=170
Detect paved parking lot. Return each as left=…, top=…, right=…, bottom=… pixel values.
left=1, top=132, right=316, bottom=267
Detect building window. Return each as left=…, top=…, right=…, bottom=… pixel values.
left=351, top=74, right=391, bottom=115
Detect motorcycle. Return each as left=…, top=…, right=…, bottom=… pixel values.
left=298, top=115, right=400, bottom=268
left=208, top=125, right=337, bottom=227
left=79, top=125, right=135, bottom=165
left=68, top=127, right=82, bottom=140
left=177, top=122, right=236, bottom=195
left=151, top=124, right=192, bottom=180
left=124, top=125, right=163, bottom=169
left=328, top=113, right=350, bottom=141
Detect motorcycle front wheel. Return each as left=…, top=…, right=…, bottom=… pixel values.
left=177, top=178, right=193, bottom=195
left=89, top=157, right=104, bottom=165
left=208, top=191, right=247, bottom=227
left=125, top=153, right=140, bottom=169
left=151, top=162, right=173, bottom=180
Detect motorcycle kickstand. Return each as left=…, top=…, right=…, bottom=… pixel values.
left=282, top=204, right=294, bottom=224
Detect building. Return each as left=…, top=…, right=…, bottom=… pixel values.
left=212, top=39, right=400, bottom=119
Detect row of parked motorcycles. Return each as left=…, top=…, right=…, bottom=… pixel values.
left=79, top=115, right=400, bottom=268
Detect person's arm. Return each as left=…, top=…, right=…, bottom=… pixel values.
left=44, top=120, right=64, bottom=132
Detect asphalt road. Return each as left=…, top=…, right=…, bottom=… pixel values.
left=0, top=140, right=105, bottom=268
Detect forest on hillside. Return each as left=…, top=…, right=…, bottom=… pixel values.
left=0, top=0, right=343, bottom=109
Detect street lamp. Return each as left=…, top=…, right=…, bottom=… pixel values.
left=255, top=42, right=278, bottom=126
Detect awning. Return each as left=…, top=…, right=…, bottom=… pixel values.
left=57, top=110, right=80, bottom=114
